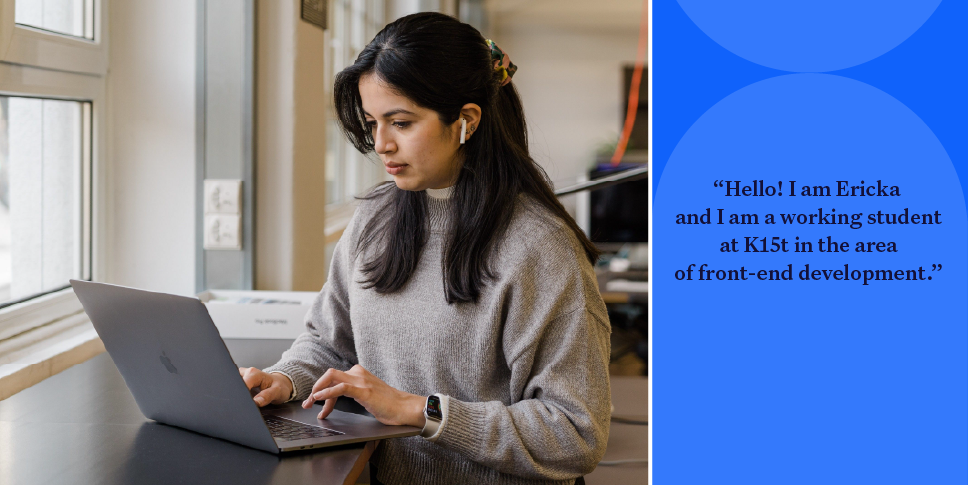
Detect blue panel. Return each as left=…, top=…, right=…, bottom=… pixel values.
left=654, top=1, right=968, bottom=482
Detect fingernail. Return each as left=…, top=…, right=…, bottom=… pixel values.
left=254, top=397, right=264, bottom=405
left=317, top=411, right=323, bottom=419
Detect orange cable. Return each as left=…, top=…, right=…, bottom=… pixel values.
left=611, top=0, right=649, bottom=166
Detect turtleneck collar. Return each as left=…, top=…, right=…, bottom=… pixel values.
left=426, top=186, right=454, bottom=199
left=425, top=186, right=453, bottom=233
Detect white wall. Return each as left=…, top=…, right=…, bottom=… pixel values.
left=488, top=0, right=643, bottom=213
left=105, top=0, right=197, bottom=295
left=389, top=0, right=457, bottom=20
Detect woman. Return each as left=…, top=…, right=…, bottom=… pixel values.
left=240, top=12, right=611, bottom=485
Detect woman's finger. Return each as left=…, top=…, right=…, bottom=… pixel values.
left=305, top=368, right=367, bottom=407
left=259, top=371, right=277, bottom=390
left=303, top=369, right=343, bottom=408
left=252, top=388, right=275, bottom=407
left=311, top=382, right=350, bottom=402
left=317, top=393, right=338, bottom=420
left=309, top=368, right=344, bottom=396
left=315, top=383, right=365, bottom=419
left=240, top=367, right=263, bottom=390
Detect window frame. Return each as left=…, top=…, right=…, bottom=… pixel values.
left=0, top=0, right=106, bottom=338
left=0, top=0, right=107, bottom=76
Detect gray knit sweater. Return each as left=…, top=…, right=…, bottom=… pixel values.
left=264, top=186, right=612, bottom=484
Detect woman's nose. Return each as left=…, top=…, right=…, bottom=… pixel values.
left=374, top=126, right=395, bottom=154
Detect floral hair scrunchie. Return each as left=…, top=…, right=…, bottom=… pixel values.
left=486, top=39, right=517, bottom=86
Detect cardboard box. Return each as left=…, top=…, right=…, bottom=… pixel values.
left=198, top=290, right=317, bottom=339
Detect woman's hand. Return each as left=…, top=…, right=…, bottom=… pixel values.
left=303, top=365, right=426, bottom=428
left=239, top=367, right=294, bottom=407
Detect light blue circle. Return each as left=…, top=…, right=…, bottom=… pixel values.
left=677, top=0, right=941, bottom=72
left=654, top=73, right=966, bottom=481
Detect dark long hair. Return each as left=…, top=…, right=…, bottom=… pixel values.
left=334, top=12, right=599, bottom=304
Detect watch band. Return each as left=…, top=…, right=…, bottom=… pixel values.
left=421, top=415, right=441, bottom=438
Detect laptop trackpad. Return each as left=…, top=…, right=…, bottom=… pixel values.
left=333, top=395, right=372, bottom=417
left=260, top=402, right=388, bottom=435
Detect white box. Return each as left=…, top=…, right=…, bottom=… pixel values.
left=198, top=290, right=317, bottom=339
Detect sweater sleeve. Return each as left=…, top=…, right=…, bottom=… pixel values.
left=433, top=231, right=613, bottom=480
left=262, top=212, right=360, bottom=401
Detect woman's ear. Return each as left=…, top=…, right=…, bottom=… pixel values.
left=459, top=103, right=483, bottom=140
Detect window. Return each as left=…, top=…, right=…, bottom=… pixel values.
left=0, top=0, right=104, bottom=325
left=324, top=0, right=390, bottom=208
left=0, top=97, right=92, bottom=305
left=15, top=0, right=95, bottom=39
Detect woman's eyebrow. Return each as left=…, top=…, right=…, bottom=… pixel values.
left=363, top=108, right=417, bottom=118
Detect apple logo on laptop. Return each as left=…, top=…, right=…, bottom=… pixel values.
left=160, top=351, right=178, bottom=374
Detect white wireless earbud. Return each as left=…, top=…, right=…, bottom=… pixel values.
left=459, top=118, right=467, bottom=145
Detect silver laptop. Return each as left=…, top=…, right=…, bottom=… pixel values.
left=70, top=279, right=421, bottom=454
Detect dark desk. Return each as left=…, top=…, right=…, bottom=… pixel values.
left=2, top=340, right=648, bottom=485
left=0, top=339, right=373, bottom=485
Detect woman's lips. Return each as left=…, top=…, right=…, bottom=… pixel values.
left=385, top=162, right=407, bottom=175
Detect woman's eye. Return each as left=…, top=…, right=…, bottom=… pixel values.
left=365, top=121, right=408, bottom=129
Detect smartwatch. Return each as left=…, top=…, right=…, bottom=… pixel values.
left=422, top=395, right=443, bottom=438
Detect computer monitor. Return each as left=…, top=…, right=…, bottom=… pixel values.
left=589, top=163, right=648, bottom=243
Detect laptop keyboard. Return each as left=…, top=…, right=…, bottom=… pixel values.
left=263, top=415, right=344, bottom=441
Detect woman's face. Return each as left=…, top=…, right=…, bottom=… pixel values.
left=359, top=74, right=462, bottom=191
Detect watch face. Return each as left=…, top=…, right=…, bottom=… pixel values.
left=426, top=395, right=443, bottom=420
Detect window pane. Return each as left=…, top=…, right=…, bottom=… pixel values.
left=325, top=0, right=390, bottom=207
left=0, top=97, right=89, bottom=304
left=351, top=0, right=365, bottom=52
left=15, top=0, right=95, bottom=40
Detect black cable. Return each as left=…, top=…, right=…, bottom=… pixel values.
left=553, top=165, right=649, bottom=197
